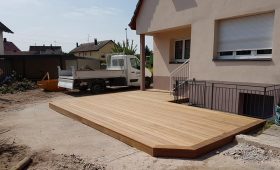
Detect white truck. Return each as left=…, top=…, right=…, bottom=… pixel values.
left=58, top=55, right=152, bottom=93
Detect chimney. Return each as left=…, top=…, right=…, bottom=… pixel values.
left=76, top=42, right=79, bottom=47
left=94, top=38, right=98, bottom=45
left=4, top=38, right=7, bottom=43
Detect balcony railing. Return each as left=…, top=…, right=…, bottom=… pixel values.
left=169, top=60, right=190, bottom=93
left=173, top=80, right=280, bottom=119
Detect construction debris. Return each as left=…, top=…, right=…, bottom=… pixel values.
left=10, top=156, right=32, bottom=170
left=0, top=71, right=35, bottom=94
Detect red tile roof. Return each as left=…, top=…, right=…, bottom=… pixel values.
left=70, top=40, right=115, bottom=53
left=4, top=40, right=21, bottom=54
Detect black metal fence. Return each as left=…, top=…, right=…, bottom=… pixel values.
left=174, top=80, right=280, bottom=119
left=0, top=58, right=12, bottom=82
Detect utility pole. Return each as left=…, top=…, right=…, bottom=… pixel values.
left=125, top=28, right=128, bottom=47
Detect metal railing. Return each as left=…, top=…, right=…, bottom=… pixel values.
left=174, top=80, right=280, bottom=119
left=169, top=60, right=190, bottom=94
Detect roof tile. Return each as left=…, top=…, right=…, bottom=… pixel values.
left=70, top=40, right=114, bottom=53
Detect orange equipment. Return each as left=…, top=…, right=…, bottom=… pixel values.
left=37, top=72, right=64, bottom=92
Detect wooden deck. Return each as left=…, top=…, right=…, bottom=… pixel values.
left=49, top=90, right=265, bottom=158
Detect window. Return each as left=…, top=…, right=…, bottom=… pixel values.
left=236, top=50, right=251, bottom=56
left=130, top=58, right=140, bottom=70
left=257, top=49, right=272, bottom=55
left=112, top=59, right=124, bottom=67
left=219, top=51, right=233, bottom=56
left=217, top=12, right=274, bottom=60
left=119, top=59, right=124, bottom=66
left=174, top=39, right=191, bottom=62
left=241, top=93, right=274, bottom=118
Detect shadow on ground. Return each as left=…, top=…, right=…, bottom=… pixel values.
left=64, top=86, right=141, bottom=97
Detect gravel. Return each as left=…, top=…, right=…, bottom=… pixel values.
left=224, top=143, right=280, bottom=162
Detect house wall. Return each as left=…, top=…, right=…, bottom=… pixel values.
left=0, top=31, right=4, bottom=55
left=153, top=27, right=191, bottom=90
left=93, top=42, right=115, bottom=60
left=73, top=42, right=115, bottom=61
left=136, top=0, right=280, bottom=90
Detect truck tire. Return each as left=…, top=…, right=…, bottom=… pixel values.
left=145, top=77, right=152, bottom=88
left=90, top=83, right=105, bottom=94
left=79, top=85, right=88, bottom=92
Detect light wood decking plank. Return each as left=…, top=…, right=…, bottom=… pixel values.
left=49, top=90, right=265, bottom=158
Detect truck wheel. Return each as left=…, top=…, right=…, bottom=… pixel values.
left=79, top=86, right=88, bottom=92
left=90, top=83, right=104, bottom=94
left=145, top=77, right=152, bottom=88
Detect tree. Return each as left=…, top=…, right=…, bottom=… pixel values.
left=112, top=40, right=137, bottom=55
left=145, top=45, right=153, bottom=69
left=145, top=45, right=153, bottom=57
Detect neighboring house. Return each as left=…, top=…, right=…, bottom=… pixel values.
left=29, top=45, right=63, bottom=55
left=4, top=38, right=21, bottom=55
left=130, top=0, right=280, bottom=118
left=70, top=39, right=115, bottom=61
left=0, top=22, right=13, bottom=55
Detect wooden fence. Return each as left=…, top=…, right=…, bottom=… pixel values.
left=0, top=58, right=12, bottom=82
left=1, top=54, right=81, bottom=80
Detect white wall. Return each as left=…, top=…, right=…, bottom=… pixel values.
left=0, top=31, right=4, bottom=55
left=137, top=0, right=280, bottom=86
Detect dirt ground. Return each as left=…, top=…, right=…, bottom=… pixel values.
left=0, top=89, right=61, bottom=112
left=1, top=89, right=280, bottom=170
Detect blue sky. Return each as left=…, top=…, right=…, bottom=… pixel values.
left=0, top=0, right=152, bottom=53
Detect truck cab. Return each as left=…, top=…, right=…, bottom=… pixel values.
left=106, top=55, right=152, bottom=87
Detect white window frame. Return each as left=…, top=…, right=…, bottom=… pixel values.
left=218, top=49, right=273, bottom=60
left=216, top=12, right=274, bottom=60
left=174, top=39, right=191, bottom=63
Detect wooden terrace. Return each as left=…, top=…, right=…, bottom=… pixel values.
left=49, top=90, right=265, bottom=158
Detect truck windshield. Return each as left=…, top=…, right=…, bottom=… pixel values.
left=130, top=58, right=140, bottom=70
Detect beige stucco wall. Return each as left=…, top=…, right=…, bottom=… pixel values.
left=153, top=27, right=191, bottom=77
left=0, top=31, right=4, bottom=55
left=136, top=0, right=280, bottom=89
left=74, top=42, right=115, bottom=61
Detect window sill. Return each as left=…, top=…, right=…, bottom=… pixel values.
left=213, top=56, right=272, bottom=61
